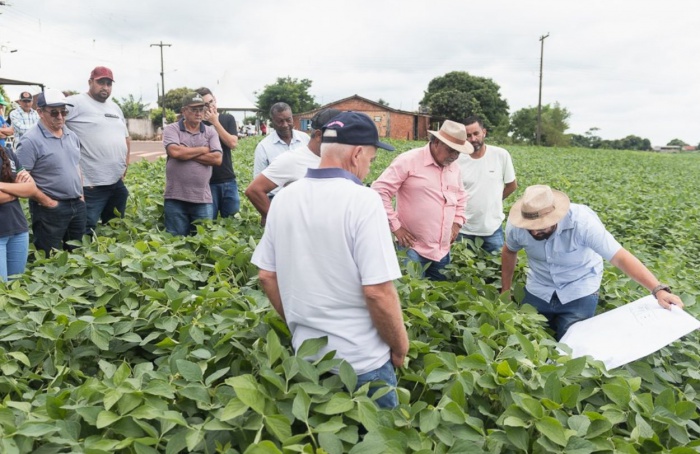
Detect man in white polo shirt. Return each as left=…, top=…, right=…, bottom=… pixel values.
left=244, top=108, right=340, bottom=225
left=252, top=111, right=408, bottom=409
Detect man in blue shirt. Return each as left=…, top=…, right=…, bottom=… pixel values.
left=501, top=185, right=683, bottom=340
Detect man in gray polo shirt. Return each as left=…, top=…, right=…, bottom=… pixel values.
left=66, top=66, right=130, bottom=235
left=162, top=92, right=222, bottom=236
left=17, top=89, right=86, bottom=255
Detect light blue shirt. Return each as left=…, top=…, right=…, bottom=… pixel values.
left=505, top=204, right=622, bottom=304
left=253, top=129, right=310, bottom=178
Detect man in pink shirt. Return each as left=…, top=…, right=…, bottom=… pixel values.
left=372, top=120, right=473, bottom=280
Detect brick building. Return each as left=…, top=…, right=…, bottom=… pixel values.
left=295, top=95, right=430, bottom=141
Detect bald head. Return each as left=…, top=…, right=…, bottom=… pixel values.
left=320, top=142, right=377, bottom=181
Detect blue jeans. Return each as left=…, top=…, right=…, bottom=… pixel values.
left=210, top=179, right=240, bottom=218
left=29, top=199, right=86, bottom=255
left=84, top=179, right=129, bottom=234
left=164, top=199, right=213, bottom=236
left=356, top=360, right=399, bottom=409
left=458, top=225, right=504, bottom=254
left=522, top=288, right=599, bottom=340
left=0, top=231, right=29, bottom=281
left=405, top=248, right=450, bottom=281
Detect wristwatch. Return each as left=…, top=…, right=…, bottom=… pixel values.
left=651, top=284, right=672, bottom=299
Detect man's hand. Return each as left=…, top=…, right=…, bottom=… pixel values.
left=391, top=348, right=407, bottom=368
left=655, top=290, right=684, bottom=310
left=204, top=105, right=220, bottom=125
left=450, top=223, right=461, bottom=243
left=393, top=227, right=416, bottom=248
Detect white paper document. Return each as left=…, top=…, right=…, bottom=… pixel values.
left=559, top=295, right=700, bottom=370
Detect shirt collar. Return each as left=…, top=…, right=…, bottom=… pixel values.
left=305, top=167, right=363, bottom=186
left=178, top=118, right=205, bottom=133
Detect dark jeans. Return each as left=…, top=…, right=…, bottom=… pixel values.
left=356, top=360, right=399, bottom=409
left=29, top=199, right=86, bottom=256
left=522, top=288, right=599, bottom=340
left=405, top=248, right=451, bottom=281
left=164, top=199, right=213, bottom=236
left=458, top=225, right=504, bottom=254
left=210, top=179, right=240, bottom=218
left=84, top=179, right=129, bottom=234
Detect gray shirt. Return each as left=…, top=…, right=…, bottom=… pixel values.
left=16, top=122, right=83, bottom=200
left=65, top=92, right=129, bottom=186
left=163, top=119, right=222, bottom=203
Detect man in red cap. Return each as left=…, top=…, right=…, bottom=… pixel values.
left=65, top=66, right=130, bottom=235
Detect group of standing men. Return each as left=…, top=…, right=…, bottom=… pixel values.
left=251, top=110, right=683, bottom=410
left=12, top=67, right=129, bottom=257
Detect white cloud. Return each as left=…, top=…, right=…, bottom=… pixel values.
left=1, top=0, right=698, bottom=145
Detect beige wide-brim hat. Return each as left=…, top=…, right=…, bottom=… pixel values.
left=508, top=184, right=570, bottom=230
left=428, top=120, right=474, bottom=154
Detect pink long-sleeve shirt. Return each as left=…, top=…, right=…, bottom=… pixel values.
left=372, top=144, right=467, bottom=262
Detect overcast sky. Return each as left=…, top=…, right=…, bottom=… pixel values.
left=1, top=0, right=698, bottom=146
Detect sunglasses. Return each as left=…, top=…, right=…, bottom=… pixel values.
left=44, top=109, right=69, bottom=118
left=20, top=99, right=32, bottom=103
left=95, top=79, right=113, bottom=86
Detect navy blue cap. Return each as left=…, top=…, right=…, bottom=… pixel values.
left=322, top=111, right=395, bottom=151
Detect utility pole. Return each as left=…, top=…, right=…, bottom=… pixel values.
left=150, top=41, right=171, bottom=128
left=536, top=33, right=549, bottom=147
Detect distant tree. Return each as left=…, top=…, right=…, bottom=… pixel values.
left=420, top=71, right=509, bottom=133
left=149, top=107, right=177, bottom=128
left=114, top=95, right=148, bottom=119
left=510, top=103, right=571, bottom=147
left=618, top=135, right=651, bottom=151
left=62, top=90, right=80, bottom=97
left=667, top=138, right=687, bottom=147
left=161, top=87, right=196, bottom=112
left=255, top=77, right=319, bottom=118
left=376, top=98, right=389, bottom=107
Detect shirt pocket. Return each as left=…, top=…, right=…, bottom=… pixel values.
left=444, top=188, right=458, bottom=207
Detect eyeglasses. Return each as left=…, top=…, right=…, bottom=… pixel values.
left=188, top=106, right=205, bottom=113
left=95, top=79, right=113, bottom=86
left=44, top=109, right=69, bottom=118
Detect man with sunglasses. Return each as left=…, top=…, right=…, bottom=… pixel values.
left=162, top=92, right=222, bottom=236
left=9, top=92, right=39, bottom=141
left=65, top=66, right=130, bottom=235
left=16, top=89, right=86, bottom=255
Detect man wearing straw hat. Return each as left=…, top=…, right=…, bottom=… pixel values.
left=372, top=120, right=473, bottom=281
left=501, top=184, right=684, bottom=340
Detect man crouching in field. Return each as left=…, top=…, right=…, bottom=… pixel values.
left=501, top=184, right=684, bottom=340
left=252, top=112, right=409, bottom=409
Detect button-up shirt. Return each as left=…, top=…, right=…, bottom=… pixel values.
left=505, top=204, right=622, bottom=304
left=253, top=129, right=310, bottom=178
left=372, top=144, right=467, bottom=262
left=9, top=108, right=39, bottom=140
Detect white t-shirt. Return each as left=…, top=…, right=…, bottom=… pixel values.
left=65, top=93, right=129, bottom=186
left=252, top=168, right=401, bottom=375
left=458, top=145, right=516, bottom=236
left=261, top=145, right=320, bottom=188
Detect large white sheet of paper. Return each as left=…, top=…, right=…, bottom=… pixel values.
left=559, top=295, right=699, bottom=370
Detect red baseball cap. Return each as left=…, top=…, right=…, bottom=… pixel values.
left=90, top=66, right=115, bottom=82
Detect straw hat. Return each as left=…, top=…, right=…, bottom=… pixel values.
left=508, top=185, right=570, bottom=229
left=428, top=120, right=474, bottom=154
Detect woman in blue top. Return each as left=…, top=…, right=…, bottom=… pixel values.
left=0, top=145, right=36, bottom=281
